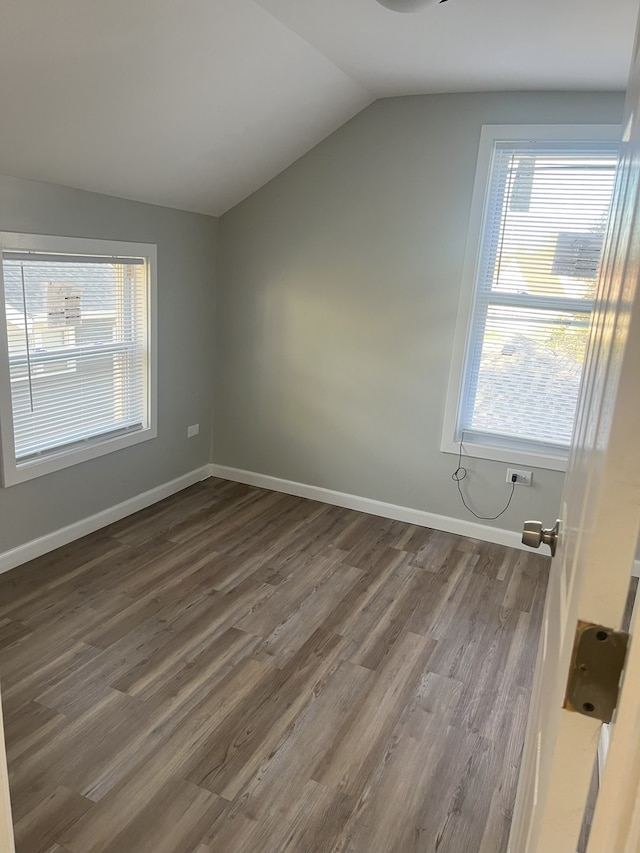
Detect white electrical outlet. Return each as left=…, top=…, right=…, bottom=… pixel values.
left=506, top=468, right=532, bottom=486
left=187, top=424, right=200, bottom=438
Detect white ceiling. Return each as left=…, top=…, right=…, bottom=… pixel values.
left=0, top=0, right=637, bottom=216
left=257, top=0, right=638, bottom=95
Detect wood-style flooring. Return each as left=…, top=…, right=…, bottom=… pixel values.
left=0, top=478, right=550, bottom=853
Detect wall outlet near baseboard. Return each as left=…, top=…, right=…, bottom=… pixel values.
left=506, top=468, right=532, bottom=486
left=187, top=424, right=200, bottom=438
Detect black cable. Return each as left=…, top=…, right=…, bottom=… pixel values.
left=451, top=437, right=516, bottom=520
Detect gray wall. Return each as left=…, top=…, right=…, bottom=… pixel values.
left=0, top=175, right=217, bottom=554
left=214, top=91, right=625, bottom=534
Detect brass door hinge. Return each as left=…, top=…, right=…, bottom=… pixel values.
left=564, top=621, right=630, bottom=724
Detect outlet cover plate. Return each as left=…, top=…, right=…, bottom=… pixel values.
left=506, top=468, right=532, bottom=486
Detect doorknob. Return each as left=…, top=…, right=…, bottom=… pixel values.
left=522, top=520, right=560, bottom=557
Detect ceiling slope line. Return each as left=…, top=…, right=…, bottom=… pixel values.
left=250, top=0, right=378, bottom=99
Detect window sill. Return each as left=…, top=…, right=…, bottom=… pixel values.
left=440, top=438, right=568, bottom=473
left=1, top=425, right=157, bottom=487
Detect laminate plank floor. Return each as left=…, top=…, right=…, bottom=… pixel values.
left=0, top=478, right=549, bottom=853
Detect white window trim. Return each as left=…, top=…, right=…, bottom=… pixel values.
left=0, top=232, right=158, bottom=486
left=441, top=124, right=621, bottom=473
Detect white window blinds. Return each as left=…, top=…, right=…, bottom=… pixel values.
left=459, top=140, right=618, bottom=454
left=1, top=251, right=150, bottom=466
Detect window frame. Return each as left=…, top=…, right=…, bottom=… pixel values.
left=0, top=232, right=158, bottom=486
left=441, top=124, right=621, bottom=473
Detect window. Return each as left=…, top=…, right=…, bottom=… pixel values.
left=0, top=234, right=157, bottom=485
left=442, top=125, right=620, bottom=471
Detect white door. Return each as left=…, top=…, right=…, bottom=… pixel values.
left=0, top=690, right=14, bottom=853
left=509, top=21, right=640, bottom=853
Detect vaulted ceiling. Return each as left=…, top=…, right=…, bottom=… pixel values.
left=0, top=0, right=637, bottom=215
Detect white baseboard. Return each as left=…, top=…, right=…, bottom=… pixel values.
left=4, top=460, right=637, bottom=577
left=209, top=464, right=527, bottom=551
left=633, top=561, right=640, bottom=579
left=0, top=466, right=211, bottom=575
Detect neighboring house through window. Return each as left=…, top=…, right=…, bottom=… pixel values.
left=0, top=234, right=157, bottom=486
left=442, top=125, right=620, bottom=471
